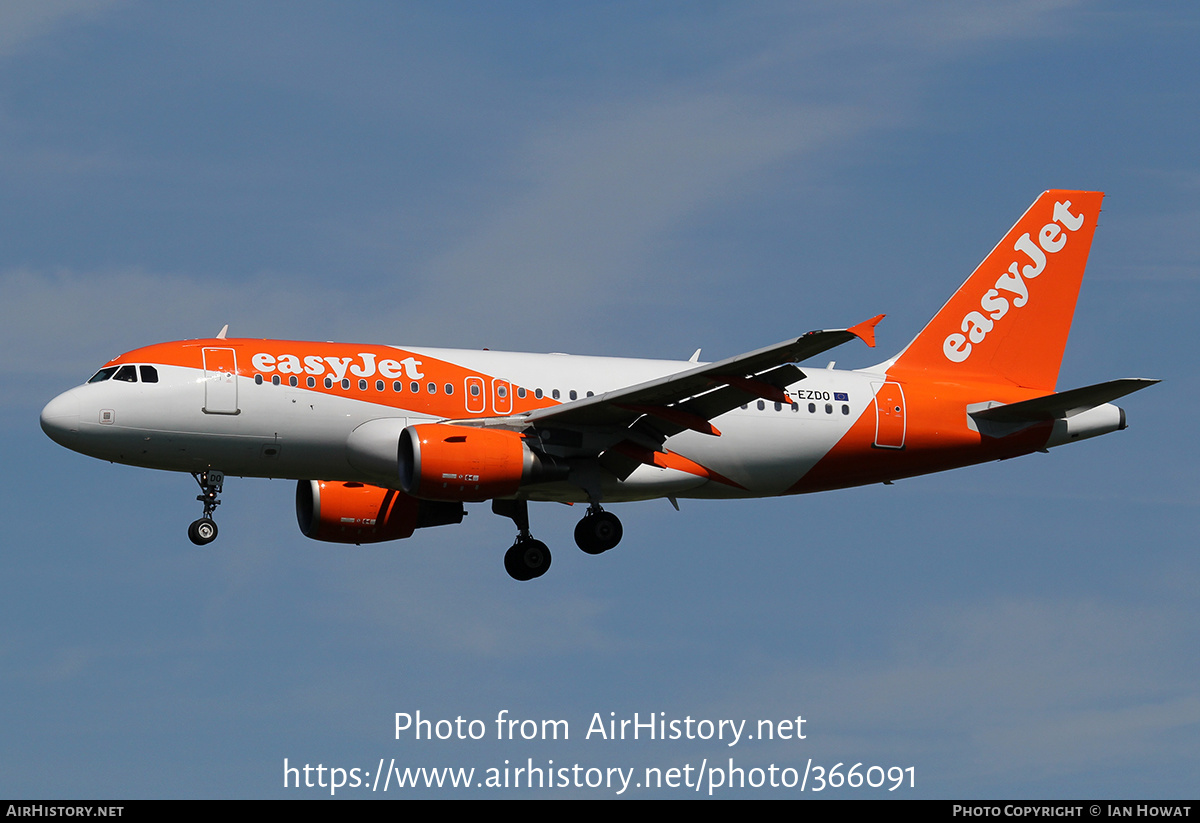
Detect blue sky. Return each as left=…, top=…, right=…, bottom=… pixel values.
left=2, top=1, right=1197, bottom=798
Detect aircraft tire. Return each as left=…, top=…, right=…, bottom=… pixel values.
left=188, top=518, right=218, bottom=546
left=574, top=511, right=622, bottom=555
left=505, top=539, right=551, bottom=581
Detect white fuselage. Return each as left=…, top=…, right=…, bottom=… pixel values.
left=40, top=345, right=878, bottom=503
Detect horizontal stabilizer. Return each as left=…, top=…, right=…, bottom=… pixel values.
left=970, top=378, right=1159, bottom=423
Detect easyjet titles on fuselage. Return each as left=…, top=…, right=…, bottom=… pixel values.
left=250, top=351, right=426, bottom=382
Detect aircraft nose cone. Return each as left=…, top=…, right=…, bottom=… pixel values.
left=40, top=391, right=81, bottom=446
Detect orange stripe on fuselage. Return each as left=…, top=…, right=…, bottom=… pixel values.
left=106, top=339, right=561, bottom=420
left=788, top=377, right=1053, bottom=494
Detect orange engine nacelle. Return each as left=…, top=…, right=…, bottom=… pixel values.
left=295, top=480, right=463, bottom=544
left=399, top=424, right=566, bottom=501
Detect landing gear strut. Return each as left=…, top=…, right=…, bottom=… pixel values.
left=188, top=470, right=224, bottom=546
left=574, top=504, right=623, bottom=555
left=493, top=499, right=551, bottom=581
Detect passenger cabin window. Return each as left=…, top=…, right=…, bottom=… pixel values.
left=139, top=365, right=159, bottom=383
left=89, top=367, right=118, bottom=383
left=114, top=365, right=138, bottom=382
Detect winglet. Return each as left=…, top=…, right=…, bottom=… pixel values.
left=847, top=314, right=884, bottom=348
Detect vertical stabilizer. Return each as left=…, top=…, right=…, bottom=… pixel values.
left=887, top=190, right=1103, bottom=391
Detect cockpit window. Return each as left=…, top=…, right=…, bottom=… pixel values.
left=114, top=365, right=138, bottom=382
left=139, top=365, right=159, bottom=384
left=88, top=367, right=119, bottom=383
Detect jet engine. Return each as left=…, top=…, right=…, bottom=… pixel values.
left=398, top=423, right=568, bottom=501
left=295, top=480, right=463, bottom=544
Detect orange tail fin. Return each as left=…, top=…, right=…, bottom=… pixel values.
left=887, top=190, right=1103, bottom=391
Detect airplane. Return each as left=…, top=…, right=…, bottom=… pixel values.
left=40, top=190, right=1157, bottom=581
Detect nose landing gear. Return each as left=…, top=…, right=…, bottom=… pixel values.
left=188, top=470, right=224, bottom=546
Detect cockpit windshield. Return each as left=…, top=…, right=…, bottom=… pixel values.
left=88, top=367, right=118, bottom=383
left=87, top=364, right=159, bottom=384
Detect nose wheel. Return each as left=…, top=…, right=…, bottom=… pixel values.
left=188, top=517, right=218, bottom=545
left=188, top=470, right=224, bottom=546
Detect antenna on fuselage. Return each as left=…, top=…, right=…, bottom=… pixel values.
left=216, top=325, right=229, bottom=339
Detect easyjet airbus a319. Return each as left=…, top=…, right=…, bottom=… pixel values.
left=41, top=191, right=1156, bottom=580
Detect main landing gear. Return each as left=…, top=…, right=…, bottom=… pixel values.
left=574, top=504, right=623, bottom=555
left=188, top=470, right=224, bottom=546
left=493, top=499, right=624, bottom=581
left=504, top=536, right=551, bottom=582
left=493, top=499, right=550, bottom=581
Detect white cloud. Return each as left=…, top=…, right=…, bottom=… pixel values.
left=404, top=94, right=864, bottom=347
left=1, top=266, right=363, bottom=409
left=0, top=0, right=117, bottom=59
left=735, top=596, right=1199, bottom=788
left=385, top=2, right=1093, bottom=349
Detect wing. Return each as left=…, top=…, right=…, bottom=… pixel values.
left=444, top=316, right=883, bottom=480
